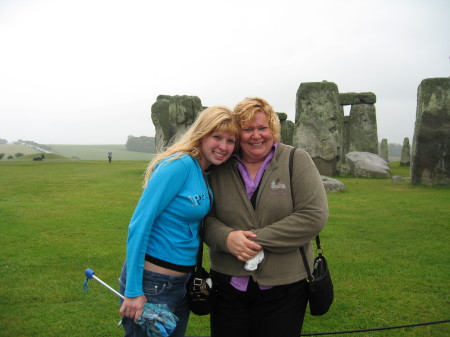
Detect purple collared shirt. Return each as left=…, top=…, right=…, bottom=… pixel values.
left=231, top=142, right=278, bottom=291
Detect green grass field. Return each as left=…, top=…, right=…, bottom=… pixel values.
left=49, top=144, right=153, bottom=161
left=0, top=159, right=449, bottom=336
left=0, top=144, right=153, bottom=161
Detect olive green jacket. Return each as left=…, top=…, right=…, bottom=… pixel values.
left=204, top=143, right=329, bottom=286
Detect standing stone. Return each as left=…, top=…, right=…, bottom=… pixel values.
left=347, top=103, right=379, bottom=154
left=151, top=95, right=174, bottom=153
left=277, top=112, right=295, bottom=146
left=411, top=78, right=450, bottom=185
left=400, top=137, right=411, bottom=166
left=151, top=95, right=203, bottom=152
left=380, top=138, right=388, bottom=161
left=342, top=115, right=350, bottom=159
left=293, top=81, right=343, bottom=176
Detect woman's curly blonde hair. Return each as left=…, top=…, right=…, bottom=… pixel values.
left=234, top=97, right=280, bottom=142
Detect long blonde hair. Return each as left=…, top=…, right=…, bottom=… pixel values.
left=234, top=97, right=281, bottom=142
left=143, top=105, right=239, bottom=187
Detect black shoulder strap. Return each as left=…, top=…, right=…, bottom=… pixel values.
left=289, top=147, right=320, bottom=281
left=194, top=219, right=204, bottom=276
left=289, top=146, right=296, bottom=178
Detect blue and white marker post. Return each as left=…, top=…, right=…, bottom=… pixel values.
left=84, top=268, right=124, bottom=299
left=83, top=268, right=179, bottom=337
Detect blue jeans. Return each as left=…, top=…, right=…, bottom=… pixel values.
left=119, top=264, right=191, bottom=337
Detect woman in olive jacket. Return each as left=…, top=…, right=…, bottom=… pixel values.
left=204, top=97, right=329, bottom=337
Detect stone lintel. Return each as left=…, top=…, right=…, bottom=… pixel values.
left=339, top=92, right=376, bottom=105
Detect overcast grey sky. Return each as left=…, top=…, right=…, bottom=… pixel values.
left=0, top=0, right=448, bottom=145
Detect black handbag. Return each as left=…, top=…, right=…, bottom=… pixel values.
left=300, top=236, right=334, bottom=316
left=187, top=220, right=213, bottom=315
left=289, top=147, right=334, bottom=316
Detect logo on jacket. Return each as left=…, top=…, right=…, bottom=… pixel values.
left=189, top=192, right=208, bottom=207
left=270, top=179, right=287, bottom=194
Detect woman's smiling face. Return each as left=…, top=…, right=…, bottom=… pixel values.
left=240, top=111, right=274, bottom=162
left=199, top=130, right=236, bottom=170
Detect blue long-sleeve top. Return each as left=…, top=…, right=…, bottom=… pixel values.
left=124, top=154, right=212, bottom=297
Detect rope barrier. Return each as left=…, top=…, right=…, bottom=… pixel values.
left=300, top=319, right=450, bottom=336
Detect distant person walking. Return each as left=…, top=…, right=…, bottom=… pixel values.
left=108, top=152, right=112, bottom=163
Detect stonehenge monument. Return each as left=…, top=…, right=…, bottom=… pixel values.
left=277, top=112, right=295, bottom=146
left=411, top=78, right=450, bottom=185
left=292, top=81, right=378, bottom=176
left=400, top=137, right=410, bottom=166
left=151, top=95, right=203, bottom=152
left=380, top=139, right=388, bottom=162
left=149, top=77, right=449, bottom=184
left=293, top=81, right=344, bottom=176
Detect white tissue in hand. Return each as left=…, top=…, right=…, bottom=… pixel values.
left=244, top=250, right=264, bottom=271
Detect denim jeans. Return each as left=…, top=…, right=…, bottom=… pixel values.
left=119, top=264, right=191, bottom=337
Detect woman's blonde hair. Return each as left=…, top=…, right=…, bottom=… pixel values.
left=234, top=97, right=281, bottom=142
left=143, top=105, right=239, bottom=187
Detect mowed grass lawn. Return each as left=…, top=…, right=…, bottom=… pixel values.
left=0, top=144, right=153, bottom=161
left=0, top=159, right=449, bottom=337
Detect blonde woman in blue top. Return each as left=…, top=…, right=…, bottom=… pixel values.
left=119, top=106, right=239, bottom=337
